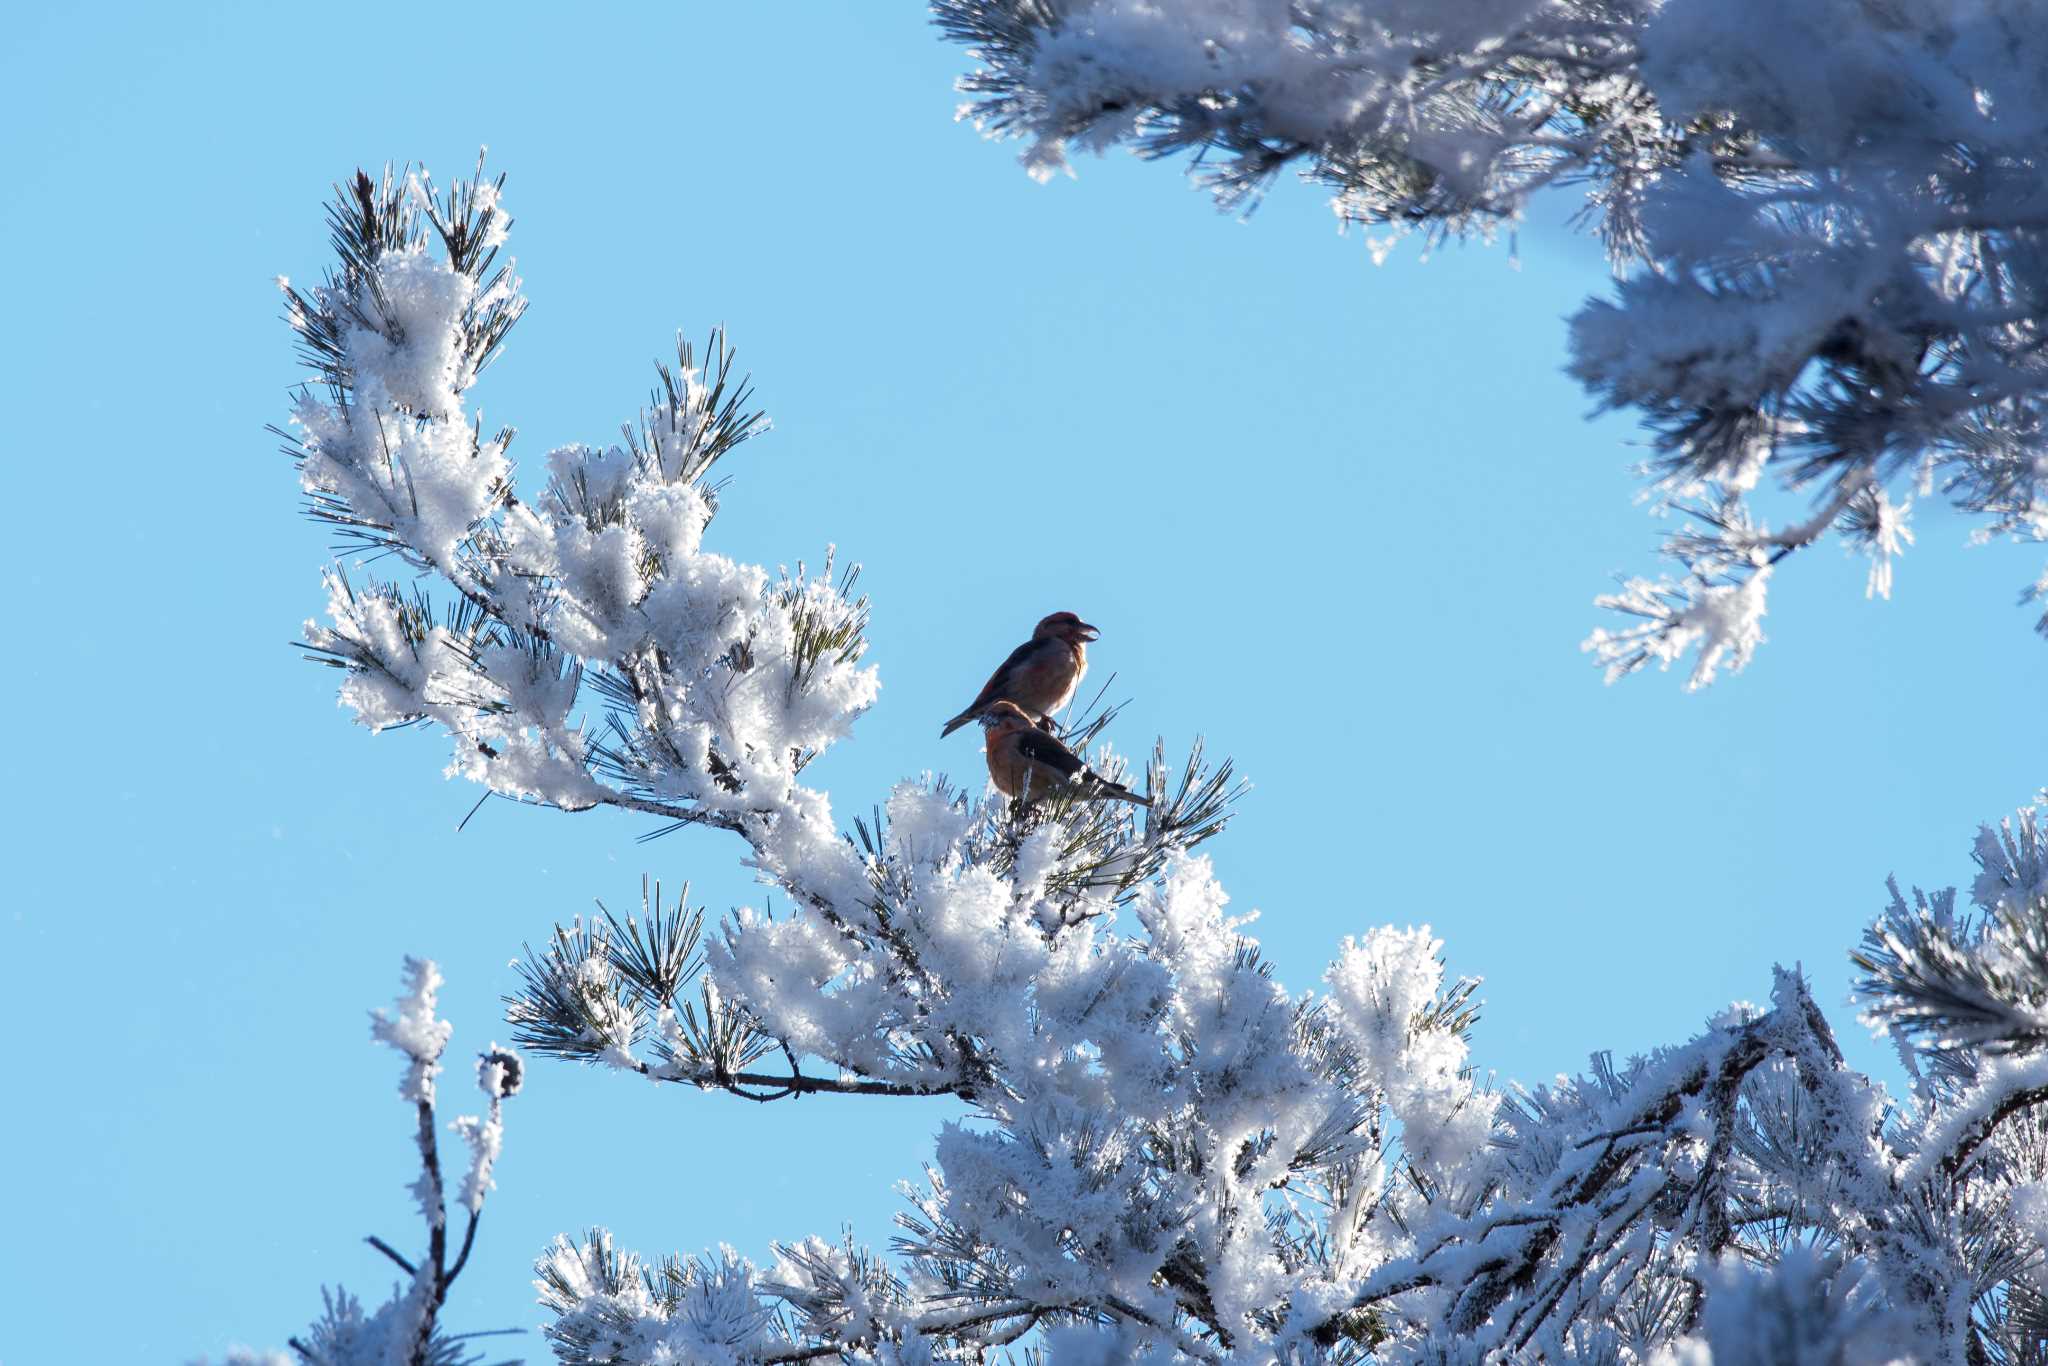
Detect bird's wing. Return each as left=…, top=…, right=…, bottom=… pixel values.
left=942, top=640, right=1052, bottom=736
left=1014, top=728, right=1087, bottom=781
left=967, top=638, right=1048, bottom=710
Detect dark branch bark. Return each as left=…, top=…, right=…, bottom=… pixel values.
left=409, top=1095, right=448, bottom=1366
left=365, top=1235, right=418, bottom=1276
left=443, top=1210, right=482, bottom=1291
left=717, top=1068, right=967, bottom=1101
left=1940, top=1082, right=2048, bottom=1180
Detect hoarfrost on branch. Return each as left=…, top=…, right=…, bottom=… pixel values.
left=936, top=0, right=2048, bottom=684
left=258, top=157, right=2048, bottom=1362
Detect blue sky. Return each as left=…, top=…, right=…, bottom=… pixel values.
left=2, top=6, right=2041, bottom=1361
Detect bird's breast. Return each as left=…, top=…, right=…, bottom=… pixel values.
left=985, top=736, right=1026, bottom=797
left=1057, top=641, right=1087, bottom=706
left=1008, top=644, right=1084, bottom=713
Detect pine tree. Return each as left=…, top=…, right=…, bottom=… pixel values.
left=249, top=155, right=2048, bottom=1363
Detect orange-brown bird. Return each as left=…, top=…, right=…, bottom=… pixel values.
left=940, top=611, right=1099, bottom=738
left=981, top=700, right=1151, bottom=806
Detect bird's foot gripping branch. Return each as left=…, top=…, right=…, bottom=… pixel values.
left=273, top=161, right=2048, bottom=1362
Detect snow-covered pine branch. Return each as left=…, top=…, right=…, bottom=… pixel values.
left=275, top=159, right=878, bottom=858
left=225, top=959, right=524, bottom=1366
left=933, top=0, right=2048, bottom=686
left=515, top=804, right=2048, bottom=1364
left=271, top=160, right=2048, bottom=1361
left=277, top=157, right=1241, bottom=1109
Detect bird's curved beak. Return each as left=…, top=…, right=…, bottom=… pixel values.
left=1077, top=622, right=1101, bottom=642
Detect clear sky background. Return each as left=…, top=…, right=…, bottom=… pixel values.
left=2, top=6, right=2041, bottom=1362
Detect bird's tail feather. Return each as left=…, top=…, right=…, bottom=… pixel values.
left=939, top=709, right=978, bottom=738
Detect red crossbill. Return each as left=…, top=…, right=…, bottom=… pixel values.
left=940, top=611, right=1098, bottom=737
left=981, top=700, right=1150, bottom=806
